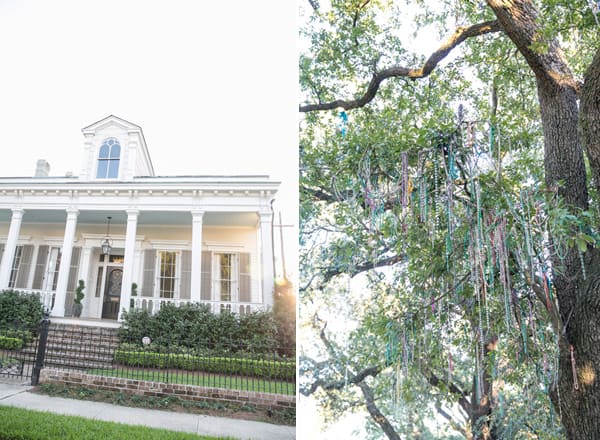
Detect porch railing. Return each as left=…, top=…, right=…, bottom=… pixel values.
left=132, top=297, right=265, bottom=315
left=15, top=289, right=55, bottom=312
left=4, top=290, right=264, bottom=318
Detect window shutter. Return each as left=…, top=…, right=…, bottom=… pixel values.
left=67, top=247, right=81, bottom=292
left=239, top=252, right=251, bottom=302
left=14, top=245, right=34, bottom=289
left=141, top=250, right=156, bottom=297
left=201, top=251, right=211, bottom=300
left=32, top=245, right=49, bottom=289
left=64, top=247, right=81, bottom=317
left=180, top=250, right=191, bottom=300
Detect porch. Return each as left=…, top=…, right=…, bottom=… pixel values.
left=0, top=205, right=275, bottom=321
left=18, top=288, right=266, bottom=322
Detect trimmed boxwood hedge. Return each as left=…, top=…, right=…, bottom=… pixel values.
left=119, top=303, right=287, bottom=356
left=114, top=350, right=295, bottom=381
left=0, top=290, right=44, bottom=329
left=0, top=335, right=23, bottom=350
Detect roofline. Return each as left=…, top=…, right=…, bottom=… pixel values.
left=81, top=114, right=142, bottom=131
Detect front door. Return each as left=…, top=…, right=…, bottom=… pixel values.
left=101, top=266, right=122, bottom=319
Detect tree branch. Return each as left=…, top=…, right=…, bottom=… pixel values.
left=486, top=0, right=579, bottom=94
left=424, top=369, right=471, bottom=417
left=358, top=382, right=402, bottom=440
left=300, top=20, right=501, bottom=112
left=300, top=361, right=382, bottom=396
left=322, top=252, right=405, bottom=283
left=435, top=403, right=468, bottom=438
left=524, top=272, right=563, bottom=342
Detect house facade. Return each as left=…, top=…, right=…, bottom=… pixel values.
left=0, top=115, right=279, bottom=320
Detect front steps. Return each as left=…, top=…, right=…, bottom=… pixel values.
left=22, top=324, right=121, bottom=371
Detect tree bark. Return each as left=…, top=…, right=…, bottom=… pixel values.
left=486, top=1, right=600, bottom=438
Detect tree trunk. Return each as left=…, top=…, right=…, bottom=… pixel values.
left=552, top=46, right=600, bottom=440
left=470, top=336, right=498, bottom=440
left=486, top=1, right=600, bottom=437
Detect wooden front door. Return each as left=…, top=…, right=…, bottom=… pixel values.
left=101, top=266, right=122, bottom=319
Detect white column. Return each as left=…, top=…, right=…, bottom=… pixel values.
left=119, top=209, right=139, bottom=320
left=77, top=246, right=92, bottom=318
left=0, top=208, right=24, bottom=289
left=190, top=210, right=204, bottom=303
left=259, top=211, right=275, bottom=308
left=52, top=208, right=79, bottom=317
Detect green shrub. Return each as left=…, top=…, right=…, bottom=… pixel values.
left=273, top=278, right=296, bottom=354
left=114, top=349, right=296, bottom=381
left=0, top=328, right=33, bottom=344
left=119, top=303, right=287, bottom=355
left=0, top=290, right=44, bottom=329
left=0, top=335, right=23, bottom=350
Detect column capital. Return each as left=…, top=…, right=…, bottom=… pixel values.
left=191, top=209, right=205, bottom=218
left=11, top=208, right=24, bottom=217
left=126, top=209, right=140, bottom=217
left=66, top=207, right=79, bottom=217
left=258, top=211, right=273, bottom=222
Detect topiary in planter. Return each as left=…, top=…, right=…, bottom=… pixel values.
left=72, top=280, right=85, bottom=318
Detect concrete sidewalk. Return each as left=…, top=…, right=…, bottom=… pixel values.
left=0, top=381, right=295, bottom=440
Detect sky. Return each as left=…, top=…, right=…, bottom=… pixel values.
left=0, top=0, right=298, bottom=281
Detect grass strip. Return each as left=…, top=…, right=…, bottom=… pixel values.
left=87, top=367, right=295, bottom=395
left=37, top=383, right=296, bottom=426
left=0, top=405, right=233, bottom=440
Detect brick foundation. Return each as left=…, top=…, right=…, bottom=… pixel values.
left=39, top=368, right=295, bottom=411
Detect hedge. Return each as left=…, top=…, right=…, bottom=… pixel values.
left=114, top=350, right=295, bottom=381
left=119, top=303, right=284, bottom=356
left=0, top=290, right=44, bottom=329
left=0, top=329, right=33, bottom=345
left=0, top=336, right=24, bottom=350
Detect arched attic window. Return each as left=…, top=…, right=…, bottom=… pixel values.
left=96, top=138, right=121, bottom=179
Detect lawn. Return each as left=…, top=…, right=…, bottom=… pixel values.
left=87, top=367, right=296, bottom=396
left=0, top=405, right=233, bottom=440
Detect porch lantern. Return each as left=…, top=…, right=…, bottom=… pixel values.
left=102, top=216, right=113, bottom=256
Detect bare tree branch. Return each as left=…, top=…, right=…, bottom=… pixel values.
left=300, top=20, right=501, bottom=112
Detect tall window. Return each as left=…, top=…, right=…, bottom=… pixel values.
left=96, top=138, right=121, bottom=179
left=8, top=246, right=23, bottom=288
left=215, top=253, right=237, bottom=302
left=158, top=251, right=177, bottom=298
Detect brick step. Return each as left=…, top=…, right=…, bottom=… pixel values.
left=21, top=347, right=115, bottom=362
left=17, top=324, right=122, bottom=371
left=43, top=357, right=114, bottom=370
left=44, top=338, right=120, bottom=348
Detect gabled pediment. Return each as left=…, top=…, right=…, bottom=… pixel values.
left=81, top=115, right=142, bottom=135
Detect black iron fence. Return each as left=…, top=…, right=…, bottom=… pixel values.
left=0, top=318, right=296, bottom=396
left=0, top=324, right=41, bottom=382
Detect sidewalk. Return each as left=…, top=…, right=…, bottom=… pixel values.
left=0, top=381, right=295, bottom=440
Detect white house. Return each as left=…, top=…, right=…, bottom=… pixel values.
left=0, top=115, right=279, bottom=321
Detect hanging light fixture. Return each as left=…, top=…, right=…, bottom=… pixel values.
left=102, top=216, right=113, bottom=256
